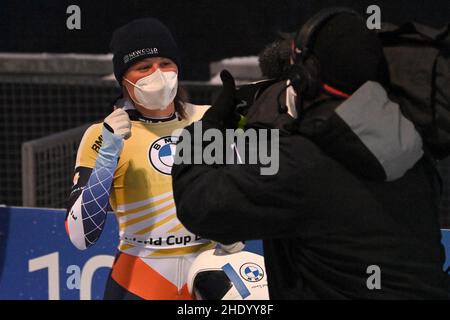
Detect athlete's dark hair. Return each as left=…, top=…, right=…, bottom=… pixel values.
left=174, top=85, right=188, bottom=119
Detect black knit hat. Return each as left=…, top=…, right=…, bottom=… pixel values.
left=311, top=13, right=386, bottom=94
left=110, top=18, right=181, bottom=83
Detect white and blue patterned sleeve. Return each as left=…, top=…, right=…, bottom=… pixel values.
left=65, top=124, right=123, bottom=250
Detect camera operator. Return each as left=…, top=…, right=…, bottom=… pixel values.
left=172, top=9, right=450, bottom=299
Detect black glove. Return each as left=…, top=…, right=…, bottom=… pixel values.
left=202, top=70, right=240, bottom=129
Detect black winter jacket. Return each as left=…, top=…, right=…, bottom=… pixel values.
left=172, top=81, right=450, bottom=299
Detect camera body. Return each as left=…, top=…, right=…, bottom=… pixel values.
left=234, top=79, right=279, bottom=116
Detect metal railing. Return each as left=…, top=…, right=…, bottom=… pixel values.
left=21, top=123, right=450, bottom=228
left=1, top=77, right=219, bottom=206
left=0, top=53, right=223, bottom=206
left=22, top=124, right=90, bottom=208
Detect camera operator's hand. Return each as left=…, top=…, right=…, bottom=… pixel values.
left=202, top=70, right=240, bottom=129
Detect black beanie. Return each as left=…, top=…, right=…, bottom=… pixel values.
left=311, top=13, right=386, bottom=94
left=110, top=18, right=181, bottom=83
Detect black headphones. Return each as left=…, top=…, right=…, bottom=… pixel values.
left=288, top=7, right=361, bottom=100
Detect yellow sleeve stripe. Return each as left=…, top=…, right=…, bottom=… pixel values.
left=167, top=223, right=184, bottom=233
left=116, top=194, right=174, bottom=218
left=147, top=242, right=215, bottom=257
left=116, top=191, right=173, bottom=212
left=118, top=243, right=135, bottom=251
left=134, top=213, right=177, bottom=236
left=119, top=203, right=175, bottom=229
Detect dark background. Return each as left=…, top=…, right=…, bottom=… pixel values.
left=0, top=1, right=449, bottom=220
left=0, top=0, right=449, bottom=80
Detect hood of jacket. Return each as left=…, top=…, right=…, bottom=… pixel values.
left=245, top=80, right=424, bottom=181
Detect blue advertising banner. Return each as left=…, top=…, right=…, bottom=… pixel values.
left=0, top=207, right=448, bottom=300
left=0, top=207, right=118, bottom=300
left=443, top=229, right=450, bottom=272
left=0, top=206, right=263, bottom=300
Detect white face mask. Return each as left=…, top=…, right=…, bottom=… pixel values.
left=124, top=69, right=178, bottom=110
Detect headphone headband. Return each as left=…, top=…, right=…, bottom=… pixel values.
left=294, top=7, right=361, bottom=61
left=286, top=7, right=363, bottom=104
